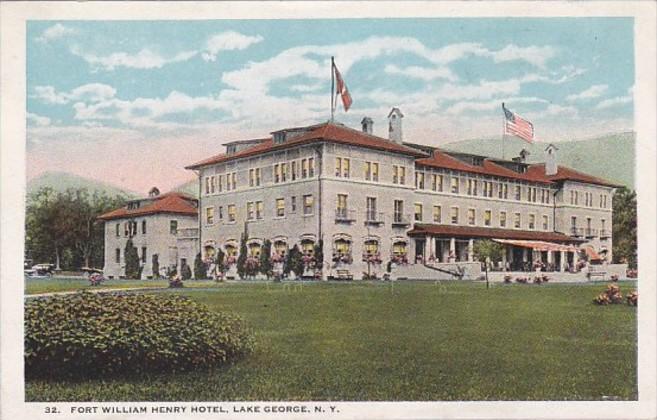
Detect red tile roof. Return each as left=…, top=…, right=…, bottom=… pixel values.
left=526, top=164, right=621, bottom=188
left=98, top=192, right=198, bottom=221
left=186, top=122, right=427, bottom=169
left=416, top=151, right=554, bottom=184
left=408, top=223, right=583, bottom=243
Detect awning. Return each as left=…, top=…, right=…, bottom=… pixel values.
left=583, top=246, right=603, bottom=261
left=492, top=239, right=578, bottom=252
left=408, top=223, right=583, bottom=243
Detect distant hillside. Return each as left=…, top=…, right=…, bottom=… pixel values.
left=441, top=132, right=635, bottom=189
left=171, top=178, right=198, bottom=197
left=27, top=171, right=139, bottom=199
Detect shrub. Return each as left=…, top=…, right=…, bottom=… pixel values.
left=124, top=239, right=140, bottom=279
left=24, top=291, right=254, bottom=379
left=593, top=283, right=623, bottom=305
left=626, top=291, right=638, bottom=306
left=152, top=254, right=160, bottom=279
left=503, top=274, right=512, bottom=284
left=88, top=273, right=104, bottom=286
left=193, top=252, right=208, bottom=279
left=169, top=277, right=184, bottom=288
left=180, top=261, right=192, bottom=280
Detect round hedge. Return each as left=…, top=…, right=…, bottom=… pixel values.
left=25, top=291, right=254, bottom=379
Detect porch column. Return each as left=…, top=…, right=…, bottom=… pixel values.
left=522, top=248, right=528, bottom=262
left=573, top=249, right=579, bottom=269
left=502, top=247, right=508, bottom=271
left=424, top=235, right=431, bottom=263
left=547, top=250, right=553, bottom=266
left=560, top=250, right=567, bottom=272
left=467, top=239, right=474, bottom=262
left=449, top=237, right=456, bottom=262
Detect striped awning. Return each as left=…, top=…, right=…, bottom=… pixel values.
left=493, top=239, right=578, bottom=252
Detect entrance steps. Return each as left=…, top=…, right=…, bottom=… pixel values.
left=393, top=262, right=481, bottom=281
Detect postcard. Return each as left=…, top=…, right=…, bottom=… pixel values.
left=1, top=1, right=656, bottom=419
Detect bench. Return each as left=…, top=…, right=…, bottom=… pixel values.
left=588, top=270, right=607, bottom=280
left=334, top=269, right=353, bottom=281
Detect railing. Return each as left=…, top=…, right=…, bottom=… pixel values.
left=177, top=228, right=199, bottom=239
left=392, top=213, right=411, bottom=226
left=570, top=227, right=584, bottom=237
left=585, top=228, right=598, bottom=238
left=335, top=208, right=356, bottom=222
left=365, top=211, right=384, bottom=225
left=599, top=229, right=610, bottom=239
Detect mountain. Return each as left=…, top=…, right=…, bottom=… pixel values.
left=171, top=178, right=198, bottom=197
left=27, top=171, right=139, bottom=199
left=440, top=132, right=635, bottom=189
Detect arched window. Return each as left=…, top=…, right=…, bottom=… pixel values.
left=248, top=242, right=262, bottom=257
left=334, top=238, right=351, bottom=255
left=204, top=245, right=216, bottom=260
left=225, top=244, right=237, bottom=257
left=392, top=241, right=407, bottom=256
left=300, top=239, right=315, bottom=256
left=364, top=239, right=379, bottom=256
left=274, top=240, right=287, bottom=256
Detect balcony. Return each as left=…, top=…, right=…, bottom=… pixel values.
left=599, top=229, right=610, bottom=239
left=365, top=211, right=385, bottom=225
left=585, top=228, right=598, bottom=238
left=177, top=228, right=199, bottom=239
left=392, top=213, right=411, bottom=227
left=570, top=227, right=584, bottom=237
left=335, top=208, right=356, bottom=223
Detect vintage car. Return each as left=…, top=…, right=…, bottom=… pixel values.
left=24, top=263, right=55, bottom=278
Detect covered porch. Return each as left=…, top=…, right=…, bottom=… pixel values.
left=408, top=223, right=585, bottom=272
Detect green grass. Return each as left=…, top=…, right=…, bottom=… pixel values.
left=24, top=277, right=223, bottom=294
left=25, top=281, right=637, bottom=401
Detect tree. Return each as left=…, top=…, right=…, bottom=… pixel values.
left=152, top=254, right=160, bottom=279
left=314, top=239, right=324, bottom=273
left=612, top=187, right=637, bottom=269
left=285, top=245, right=303, bottom=279
left=193, top=252, right=207, bottom=279
left=259, top=239, right=273, bottom=278
left=236, top=226, right=249, bottom=280
left=215, top=247, right=226, bottom=279
left=472, top=239, right=504, bottom=289
left=124, top=238, right=140, bottom=279
left=180, top=260, right=192, bottom=280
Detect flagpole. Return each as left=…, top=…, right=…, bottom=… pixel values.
left=501, top=102, right=506, bottom=160
left=330, top=56, right=335, bottom=122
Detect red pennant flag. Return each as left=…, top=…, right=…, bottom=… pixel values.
left=333, top=63, right=352, bottom=112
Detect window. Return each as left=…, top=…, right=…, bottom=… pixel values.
left=255, top=168, right=261, bottom=186
left=450, top=207, right=459, bottom=224
left=601, top=219, right=606, bottom=233
left=514, top=213, right=521, bottom=229
left=467, top=208, right=476, bottom=225
left=337, top=194, right=348, bottom=216
left=364, top=240, right=379, bottom=256
left=141, top=247, right=147, bottom=263
left=290, top=196, right=297, bottom=213
left=227, top=204, right=236, bottom=222
left=124, top=222, right=129, bottom=236
left=366, top=197, right=378, bottom=221
left=301, top=240, right=314, bottom=256
left=218, top=206, right=223, bottom=220
left=342, top=158, right=350, bottom=178
left=335, top=157, right=350, bottom=178
left=571, top=216, right=577, bottom=230
left=249, top=169, right=255, bottom=187
left=528, top=214, right=536, bottom=230
left=256, top=201, right=263, bottom=219
left=484, top=210, right=492, bottom=226
left=414, top=203, right=423, bottom=222
left=467, top=179, right=477, bottom=196
left=399, top=166, right=406, bottom=184
left=276, top=198, right=285, bottom=217
left=570, top=190, right=579, bottom=205
left=246, top=202, right=255, bottom=220
left=141, top=220, right=146, bottom=234
left=394, top=200, right=404, bottom=223
left=227, top=172, right=236, bottom=190
left=274, top=164, right=281, bottom=183
left=217, top=175, right=223, bottom=192
left=132, top=221, right=137, bottom=236
left=210, top=176, right=216, bottom=193
left=291, top=161, right=297, bottom=181
left=542, top=215, right=549, bottom=231
left=499, top=211, right=507, bottom=228
left=115, top=223, right=120, bottom=237
left=170, top=220, right=178, bottom=234
left=281, top=163, right=288, bottom=182
left=392, top=242, right=407, bottom=257
left=393, top=165, right=406, bottom=184
left=499, top=183, right=508, bottom=199
left=451, top=177, right=459, bottom=194
left=482, top=181, right=493, bottom=197
left=115, top=248, right=121, bottom=263
left=334, top=239, right=351, bottom=255
left=432, top=174, right=443, bottom=192
left=415, top=172, right=425, bottom=189
left=301, top=159, right=308, bottom=178
left=433, top=205, right=442, bottom=223
left=308, top=157, right=315, bottom=177
left=514, top=185, right=522, bottom=200
left=365, top=161, right=379, bottom=181
left=206, top=206, right=215, bottom=225
left=303, top=194, right=314, bottom=215
left=205, top=176, right=211, bottom=195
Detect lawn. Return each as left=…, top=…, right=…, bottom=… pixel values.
left=25, top=281, right=638, bottom=401
left=24, top=277, right=218, bottom=294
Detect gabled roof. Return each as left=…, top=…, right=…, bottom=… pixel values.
left=416, top=150, right=554, bottom=184
left=97, top=192, right=198, bottom=221
left=526, top=164, right=621, bottom=188
left=408, top=223, right=583, bottom=243
left=186, top=122, right=427, bottom=170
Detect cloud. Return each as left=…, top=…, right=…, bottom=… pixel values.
left=27, top=112, right=51, bottom=127
left=201, top=31, right=264, bottom=62
left=490, top=44, right=556, bottom=69
left=384, top=64, right=457, bottom=82
left=35, top=23, right=77, bottom=43
left=33, top=83, right=117, bottom=105
left=543, top=104, right=578, bottom=116
left=566, top=84, right=608, bottom=102
left=595, top=86, right=634, bottom=109
left=445, top=96, right=548, bottom=115
left=71, top=47, right=198, bottom=71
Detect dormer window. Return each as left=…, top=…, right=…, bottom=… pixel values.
left=273, top=132, right=286, bottom=144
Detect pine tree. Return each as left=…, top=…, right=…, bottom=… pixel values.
left=180, top=260, right=192, bottom=280
left=285, top=245, right=303, bottom=279
left=124, top=238, right=140, bottom=279
left=215, top=247, right=226, bottom=279
left=236, top=227, right=248, bottom=280
left=193, top=252, right=207, bottom=279
left=314, top=239, right=324, bottom=271
left=151, top=254, right=159, bottom=279
left=260, top=239, right=273, bottom=278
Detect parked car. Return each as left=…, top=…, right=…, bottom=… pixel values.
left=80, top=267, right=103, bottom=278
left=24, top=263, right=55, bottom=278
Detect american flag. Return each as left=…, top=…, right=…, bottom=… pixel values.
left=503, top=103, right=534, bottom=143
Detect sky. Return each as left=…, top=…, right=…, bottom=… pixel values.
left=26, top=18, right=635, bottom=193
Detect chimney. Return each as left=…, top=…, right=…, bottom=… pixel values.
left=387, top=107, right=404, bottom=143
left=361, top=117, right=373, bottom=135
left=148, top=187, right=160, bottom=197
left=545, top=144, right=559, bottom=176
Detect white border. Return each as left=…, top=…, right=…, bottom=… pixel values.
left=1, top=2, right=656, bottom=420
